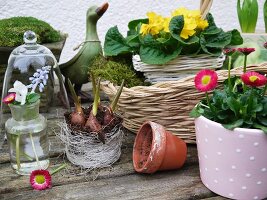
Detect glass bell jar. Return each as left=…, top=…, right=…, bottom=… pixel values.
left=1, top=30, right=69, bottom=175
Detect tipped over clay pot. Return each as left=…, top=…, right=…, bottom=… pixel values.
left=133, top=121, right=187, bottom=174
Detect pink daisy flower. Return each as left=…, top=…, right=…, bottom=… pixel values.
left=223, top=48, right=236, bottom=56
left=194, top=69, right=218, bottom=92
left=241, top=71, right=267, bottom=87
left=237, top=47, right=255, bottom=55
left=30, top=169, right=52, bottom=190
left=2, top=93, right=16, bottom=104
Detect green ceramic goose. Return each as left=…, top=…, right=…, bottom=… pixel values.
left=59, top=2, right=109, bottom=94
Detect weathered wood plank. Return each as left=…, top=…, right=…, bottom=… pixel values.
left=0, top=142, right=198, bottom=195
left=0, top=164, right=218, bottom=200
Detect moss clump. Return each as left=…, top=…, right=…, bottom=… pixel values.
left=0, top=17, right=62, bottom=47
left=90, top=55, right=147, bottom=88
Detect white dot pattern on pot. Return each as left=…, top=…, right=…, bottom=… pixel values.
left=254, top=142, right=259, bottom=146
left=250, top=156, right=255, bottom=161
left=238, top=134, right=244, bottom=138
left=195, top=117, right=267, bottom=200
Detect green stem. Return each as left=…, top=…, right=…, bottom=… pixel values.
left=93, top=78, right=101, bottom=116
left=205, top=92, right=212, bottom=110
left=243, top=55, right=248, bottom=73
left=228, top=56, right=232, bottom=91
left=51, top=163, right=67, bottom=175
left=111, top=80, right=124, bottom=111
left=15, top=134, right=21, bottom=170
left=21, top=152, right=33, bottom=161
left=29, top=132, right=40, bottom=167
left=263, top=84, right=267, bottom=96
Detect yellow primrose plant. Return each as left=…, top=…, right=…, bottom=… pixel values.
left=104, top=7, right=243, bottom=65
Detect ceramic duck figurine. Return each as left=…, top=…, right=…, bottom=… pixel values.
left=59, top=2, right=109, bottom=95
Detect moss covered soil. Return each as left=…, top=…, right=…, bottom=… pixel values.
left=0, top=16, right=62, bottom=47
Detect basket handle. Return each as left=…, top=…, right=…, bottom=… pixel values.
left=200, top=0, right=213, bottom=19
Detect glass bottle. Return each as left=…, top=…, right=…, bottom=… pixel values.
left=5, top=100, right=49, bottom=175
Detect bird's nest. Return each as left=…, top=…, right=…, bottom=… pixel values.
left=56, top=108, right=123, bottom=170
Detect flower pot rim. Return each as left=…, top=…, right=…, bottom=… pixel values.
left=197, top=115, right=265, bottom=135
left=133, top=121, right=166, bottom=173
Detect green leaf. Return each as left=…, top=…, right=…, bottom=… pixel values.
left=139, top=35, right=182, bottom=64
left=202, top=13, right=222, bottom=35
left=26, top=93, right=40, bottom=104
left=237, top=0, right=258, bottom=33
left=264, top=0, right=267, bottom=32
left=226, top=97, right=240, bottom=117
left=126, top=34, right=140, bottom=49
left=205, top=31, right=232, bottom=48
left=257, top=116, right=267, bottom=126
left=253, top=123, right=267, bottom=133
left=229, top=29, right=243, bottom=45
left=104, top=26, right=132, bottom=56
left=169, top=15, right=200, bottom=46
left=169, top=15, right=184, bottom=37
left=223, top=119, right=244, bottom=130
left=189, top=106, right=201, bottom=118
left=199, top=34, right=222, bottom=55
left=217, top=110, right=229, bottom=120
left=128, top=18, right=148, bottom=34
left=140, top=45, right=182, bottom=64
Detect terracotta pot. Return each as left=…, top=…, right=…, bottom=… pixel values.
left=133, top=121, right=187, bottom=174
left=195, top=116, right=267, bottom=200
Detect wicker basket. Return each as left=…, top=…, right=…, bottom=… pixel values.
left=133, top=54, right=225, bottom=83
left=101, top=63, right=267, bottom=144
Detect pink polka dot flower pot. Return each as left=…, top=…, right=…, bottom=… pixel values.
left=195, top=116, right=267, bottom=200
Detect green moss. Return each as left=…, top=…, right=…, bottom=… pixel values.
left=90, top=55, right=148, bottom=88
left=0, top=17, right=62, bottom=47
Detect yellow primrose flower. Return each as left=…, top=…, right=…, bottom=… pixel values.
left=140, top=12, right=165, bottom=36
left=163, top=17, right=171, bottom=33
left=187, top=10, right=201, bottom=18
left=140, top=23, right=162, bottom=36
left=196, top=18, right=209, bottom=30
left=171, top=7, right=189, bottom=17
left=180, top=17, right=197, bottom=39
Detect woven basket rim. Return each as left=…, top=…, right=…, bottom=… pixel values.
left=101, top=63, right=267, bottom=94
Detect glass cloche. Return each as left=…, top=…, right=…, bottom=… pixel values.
left=1, top=30, right=70, bottom=114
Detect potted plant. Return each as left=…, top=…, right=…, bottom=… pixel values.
left=0, top=17, right=66, bottom=101
left=190, top=47, right=267, bottom=199
left=56, top=74, right=125, bottom=169
left=133, top=121, right=187, bottom=174
left=104, top=3, right=243, bottom=83
left=234, top=0, right=267, bottom=67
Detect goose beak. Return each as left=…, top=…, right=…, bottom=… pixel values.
left=96, top=2, right=109, bottom=16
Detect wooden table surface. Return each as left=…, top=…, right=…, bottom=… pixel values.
left=0, top=105, right=227, bottom=200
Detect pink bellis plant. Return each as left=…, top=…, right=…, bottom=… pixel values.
left=190, top=47, right=267, bottom=133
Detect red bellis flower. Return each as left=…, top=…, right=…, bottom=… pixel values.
left=241, top=71, right=267, bottom=87
left=194, top=69, right=218, bottom=92
left=237, top=48, right=255, bottom=55
left=2, top=93, right=16, bottom=104
left=223, top=48, right=236, bottom=56
left=30, top=169, right=52, bottom=190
